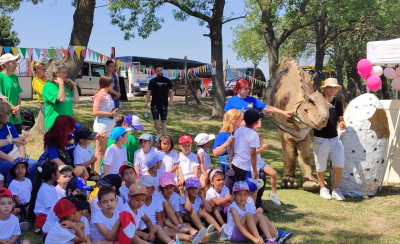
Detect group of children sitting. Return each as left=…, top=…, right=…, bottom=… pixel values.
left=0, top=111, right=293, bottom=244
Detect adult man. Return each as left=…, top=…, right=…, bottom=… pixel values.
left=144, top=64, right=173, bottom=141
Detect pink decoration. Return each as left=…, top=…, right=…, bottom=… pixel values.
left=357, top=59, right=373, bottom=75
left=358, top=70, right=370, bottom=79
left=371, top=66, right=383, bottom=76
left=396, top=67, right=400, bottom=77
left=366, top=75, right=382, bottom=92
left=383, top=68, right=397, bottom=79
left=391, top=77, right=400, bottom=90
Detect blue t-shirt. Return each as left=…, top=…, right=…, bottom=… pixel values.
left=109, top=73, right=119, bottom=108
left=213, top=132, right=232, bottom=156
left=0, top=122, right=19, bottom=154
left=224, top=95, right=266, bottom=113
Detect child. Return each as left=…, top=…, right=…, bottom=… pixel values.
left=45, top=198, right=88, bottom=244
left=73, top=126, right=97, bottom=169
left=144, top=152, right=165, bottom=192
left=55, top=165, right=73, bottom=200
left=89, top=186, right=122, bottom=243
left=73, top=166, right=90, bottom=181
left=194, top=133, right=215, bottom=189
left=91, top=174, right=124, bottom=215
left=177, top=135, right=199, bottom=191
left=206, top=169, right=231, bottom=227
left=226, top=182, right=292, bottom=244
left=28, top=160, right=59, bottom=231
left=179, top=177, right=227, bottom=240
left=119, top=165, right=136, bottom=203
left=134, top=133, right=158, bottom=179
left=0, top=188, right=29, bottom=244
left=120, top=114, right=144, bottom=165
left=103, top=127, right=129, bottom=175
left=157, top=135, right=178, bottom=174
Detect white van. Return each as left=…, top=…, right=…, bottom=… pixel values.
left=75, top=61, right=106, bottom=95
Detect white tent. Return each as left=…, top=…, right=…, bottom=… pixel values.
left=367, top=38, right=400, bottom=67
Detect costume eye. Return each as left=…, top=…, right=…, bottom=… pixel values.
left=308, top=98, right=315, bottom=106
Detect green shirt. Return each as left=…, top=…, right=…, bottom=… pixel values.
left=43, top=81, right=74, bottom=130
left=0, top=72, right=22, bottom=124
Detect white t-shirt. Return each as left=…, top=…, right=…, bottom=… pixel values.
left=103, top=144, right=128, bottom=175
left=206, top=186, right=230, bottom=211
left=119, top=184, right=129, bottom=204
left=90, top=210, right=120, bottom=242
left=8, top=178, right=32, bottom=205
left=45, top=221, right=75, bottom=244
left=91, top=195, right=124, bottom=215
left=231, top=126, right=260, bottom=171
left=178, top=152, right=199, bottom=180
left=120, top=202, right=145, bottom=231
left=139, top=194, right=163, bottom=230
left=145, top=169, right=163, bottom=192
left=73, top=143, right=94, bottom=166
left=81, top=216, right=90, bottom=236
left=197, top=148, right=212, bottom=174
left=160, top=192, right=180, bottom=212
left=179, top=194, right=202, bottom=215
left=226, top=197, right=256, bottom=240
left=161, top=150, right=178, bottom=173
left=55, top=185, right=66, bottom=200
left=34, top=183, right=58, bottom=215
left=0, top=214, right=20, bottom=241
left=134, top=147, right=158, bottom=176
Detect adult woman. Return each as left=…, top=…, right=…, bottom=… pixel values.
left=43, top=60, right=79, bottom=130
left=0, top=54, right=23, bottom=134
left=0, top=102, right=38, bottom=185
left=105, top=60, right=121, bottom=109
left=31, top=61, right=47, bottom=114
left=93, top=75, right=118, bottom=173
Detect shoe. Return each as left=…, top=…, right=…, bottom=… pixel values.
left=19, top=222, right=30, bottom=232
left=155, top=134, right=161, bottom=141
left=277, top=230, right=293, bottom=244
left=178, top=224, right=190, bottom=234
left=319, top=187, right=332, bottom=200
left=219, top=230, right=228, bottom=241
left=332, top=188, right=345, bottom=201
left=269, top=193, right=282, bottom=205
left=191, top=228, right=207, bottom=244
left=206, top=224, right=214, bottom=233
left=221, top=223, right=227, bottom=231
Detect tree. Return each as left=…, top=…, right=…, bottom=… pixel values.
left=0, top=14, right=20, bottom=47
left=107, top=0, right=245, bottom=117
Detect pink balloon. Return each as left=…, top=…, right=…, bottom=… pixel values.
left=384, top=67, right=397, bottom=79
left=366, top=75, right=382, bottom=92
left=392, top=77, right=400, bottom=90
left=396, top=67, right=400, bottom=77
left=357, top=59, right=373, bottom=75
left=358, top=70, right=370, bottom=79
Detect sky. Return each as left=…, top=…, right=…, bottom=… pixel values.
left=10, top=0, right=278, bottom=76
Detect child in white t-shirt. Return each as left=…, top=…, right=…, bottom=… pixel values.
left=177, top=135, right=199, bottom=194
left=134, top=133, right=158, bottom=178
left=55, top=165, right=73, bottom=200
left=157, top=134, right=179, bottom=174
left=90, top=174, right=124, bottom=215
left=144, top=152, right=165, bottom=192
left=103, top=127, right=129, bottom=175
left=119, top=165, right=136, bottom=203
left=194, top=133, right=215, bottom=190
left=73, top=126, right=97, bottom=169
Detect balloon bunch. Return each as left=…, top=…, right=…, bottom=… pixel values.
left=383, top=67, right=400, bottom=90
left=357, top=59, right=382, bottom=92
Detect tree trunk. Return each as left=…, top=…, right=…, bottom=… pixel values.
left=267, top=45, right=279, bottom=80
left=28, top=111, right=45, bottom=136
left=313, top=37, right=325, bottom=91
left=334, top=42, right=346, bottom=105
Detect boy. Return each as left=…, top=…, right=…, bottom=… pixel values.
left=144, top=152, right=165, bottom=192
left=134, top=133, right=158, bottom=179
left=119, top=165, right=137, bottom=203
left=90, top=174, right=124, bottom=214
left=0, top=188, right=30, bottom=244
left=89, top=186, right=122, bottom=243
left=55, top=165, right=74, bottom=200
left=45, top=198, right=88, bottom=244
left=103, top=127, right=129, bottom=175
left=73, top=126, right=97, bottom=169
left=177, top=135, right=199, bottom=193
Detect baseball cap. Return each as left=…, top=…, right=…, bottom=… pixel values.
left=139, top=175, right=155, bottom=187
left=76, top=127, right=97, bottom=141
left=59, top=165, right=74, bottom=173
left=66, top=176, right=94, bottom=192
left=0, top=188, right=13, bottom=198
left=159, top=172, right=177, bottom=187
left=144, top=152, right=165, bottom=169
left=232, top=181, right=250, bottom=192
left=179, top=135, right=192, bottom=144
left=98, top=174, right=122, bottom=189
left=185, top=177, right=201, bottom=189
left=10, top=157, right=29, bottom=178
left=129, top=182, right=147, bottom=196
left=194, top=133, right=215, bottom=146
left=53, top=198, right=77, bottom=218
left=65, top=195, right=89, bottom=211
left=111, top=127, right=131, bottom=141
left=124, top=114, right=144, bottom=130
left=138, top=133, right=153, bottom=142
left=0, top=53, right=21, bottom=65
left=119, top=165, right=136, bottom=175
left=244, top=108, right=264, bottom=126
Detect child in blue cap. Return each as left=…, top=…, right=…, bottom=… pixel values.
left=103, top=127, right=129, bottom=175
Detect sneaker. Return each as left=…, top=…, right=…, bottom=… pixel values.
left=219, top=230, right=228, bottom=241
left=155, top=134, right=161, bottom=141
left=269, top=193, right=282, bottom=205
left=332, top=188, right=345, bottom=201
left=221, top=223, right=227, bottom=232
left=19, top=222, right=30, bottom=232
left=277, top=230, right=293, bottom=244
left=206, top=224, right=214, bottom=233
left=319, top=187, right=332, bottom=200
left=191, top=228, right=207, bottom=244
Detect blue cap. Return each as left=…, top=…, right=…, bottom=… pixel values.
left=144, top=152, right=165, bottom=169
left=139, top=133, right=153, bottom=142
left=66, top=176, right=93, bottom=192
left=123, top=114, right=144, bottom=130
left=111, top=127, right=131, bottom=141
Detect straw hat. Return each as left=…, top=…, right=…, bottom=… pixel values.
left=320, top=78, right=342, bottom=90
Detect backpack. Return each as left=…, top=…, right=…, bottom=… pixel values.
left=20, top=109, right=35, bottom=131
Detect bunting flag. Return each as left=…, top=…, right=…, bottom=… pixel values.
left=96, top=52, right=100, bottom=62
left=62, top=49, right=69, bottom=59
left=42, top=49, right=48, bottom=59
left=3, top=46, right=11, bottom=53
left=103, top=55, right=107, bottom=63
left=48, top=49, right=55, bottom=59
left=55, top=49, right=62, bottom=58
left=82, top=49, right=87, bottom=59
left=69, top=46, right=75, bottom=58
left=20, top=48, right=27, bottom=58
left=99, top=54, right=103, bottom=63
left=88, top=49, right=92, bottom=59
left=27, top=48, right=33, bottom=58
left=11, top=47, right=18, bottom=55
left=75, top=46, right=82, bottom=59
left=35, top=48, right=41, bottom=59
left=0, top=46, right=2, bottom=54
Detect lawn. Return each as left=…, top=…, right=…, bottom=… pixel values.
left=20, top=98, right=400, bottom=244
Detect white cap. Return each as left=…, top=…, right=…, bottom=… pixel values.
left=0, top=53, right=21, bottom=65
left=194, top=133, right=215, bottom=146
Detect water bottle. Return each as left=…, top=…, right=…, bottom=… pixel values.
left=144, top=108, right=148, bottom=118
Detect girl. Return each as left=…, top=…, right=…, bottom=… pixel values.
left=102, top=127, right=128, bottom=175
left=194, top=133, right=215, bottom=190
left=157, top=135, right=178, bottom=174
left=105, top=60, right=121, bottom=109
left=134, top=133, right=158, bottom=179
left=177, top=135, right=198, bottom=194
left=28, top=160, right=59, bottom=231
left=31, top=60, right=46, bottom=115
left=206, top=169, right=231, bottom=227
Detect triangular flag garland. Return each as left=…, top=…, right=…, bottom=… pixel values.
left=3, top=46, right=11, bottom=53
left=42, top=49, right=48, bottom=59
left=20, top=48, right=27, bottom=58
left=35, top=48, right=41, bottom=59
left=11, top=47, right=18, bottom=55
left=69, top=46, right=75, bottom=59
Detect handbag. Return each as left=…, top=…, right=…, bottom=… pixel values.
left=6, top=124, right=20, bottom=159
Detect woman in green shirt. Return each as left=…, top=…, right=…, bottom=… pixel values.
left=43, top=60, right=79, bottom=130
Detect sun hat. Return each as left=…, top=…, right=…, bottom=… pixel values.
left=159, top=172, right=177, bottom=187
left=124, top=114, right=144, bottom=130
left=0, top=188, right=13, bottom=198
left=0, top=53, right=21, bottom=65
left=179, top=135, right=193, bottom=144
left=194, top=133, right=215, bottom=146
left=320, top=78, right=342, bottom=90
left=66, top=176, right=94, bottom=192
left=245, top=178, right=261, bottom=193
left=139, top=175, right=156, bottom=187
left=119, top=165, right=136, bottom=175
left=232, top=181, right=250, bottom=192
left=129, top=182, right=147, bottom=196
left=10, top=157, right=29, bottom=178
left=244, top=108, right=265, bottom=126
left=98, top=174, right=122, bottom=189
left=144, top=152, right=165, bottom=169
left=53, top=198, right=77, bottom=218
left=138, top=133, right=154, bottom=142
left=185, top=176, right=201, bottom=189
left=59, top=165, right=74, bottom=173
left=111, top=127, right=131, bottom=141
left=76, top=127, right=98, bottom=141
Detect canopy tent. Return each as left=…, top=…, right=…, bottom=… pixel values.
left=367, top=38, right=400, bottom=67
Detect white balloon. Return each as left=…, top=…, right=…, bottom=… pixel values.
left=384, top=67, right=397, bottom=79
left=371, top=66, right=383, bottom=76
left=392, top=77, right=400, bottom=90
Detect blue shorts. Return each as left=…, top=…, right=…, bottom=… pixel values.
left=151, top=105, right=168, bottom=121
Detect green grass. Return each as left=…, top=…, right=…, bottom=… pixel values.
left=20, top=98, right=400, bottom=244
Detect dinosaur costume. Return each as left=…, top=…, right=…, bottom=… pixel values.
left=265, top=58, right=332, bottom=191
